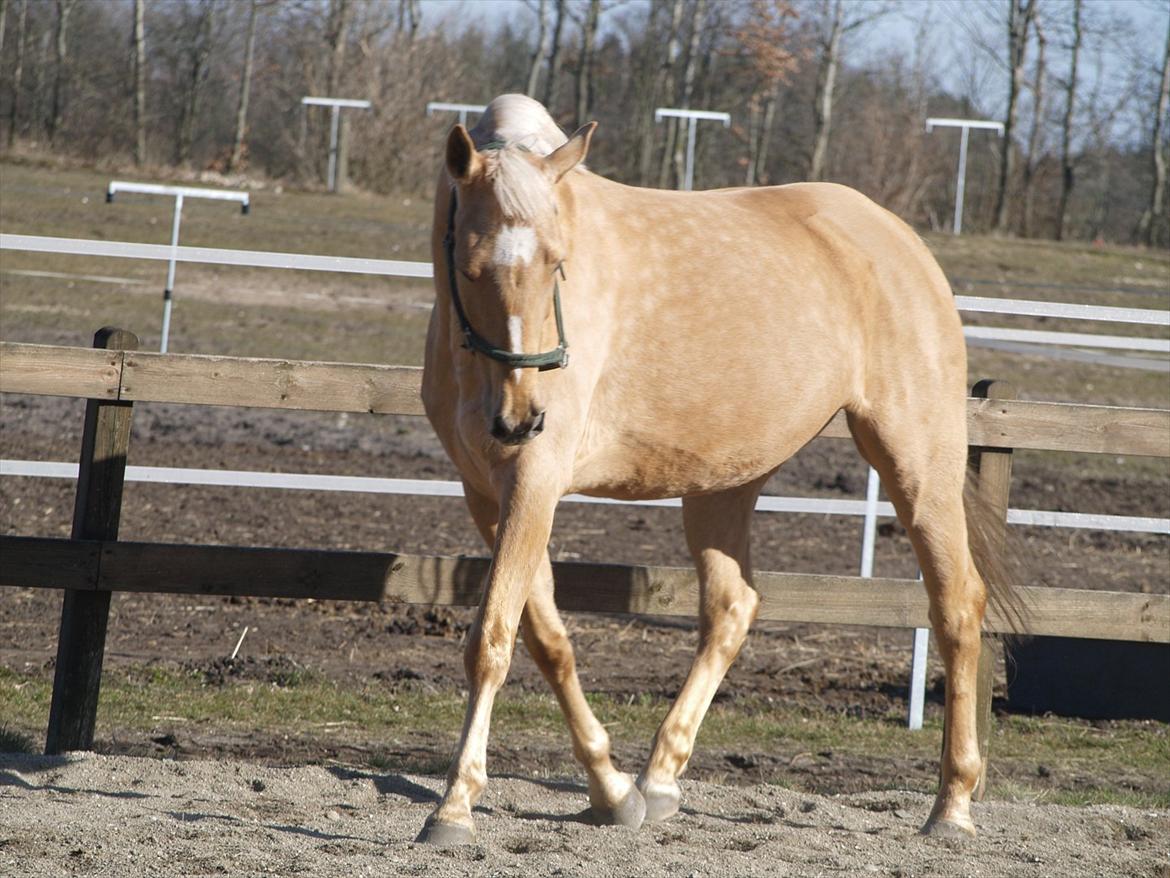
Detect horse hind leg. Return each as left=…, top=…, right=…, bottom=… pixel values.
left=637, top=476, right=765, bottom=822
left=846, top=405, right=986, bottom=837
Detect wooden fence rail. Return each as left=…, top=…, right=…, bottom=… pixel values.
left=4, top=341, right=1170, bottom=456
left=3, top=536, right=1166, bottom=642
left=1, top=331, right=1168, bottom=775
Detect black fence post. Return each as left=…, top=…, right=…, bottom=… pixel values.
left=968, top=378, right=1016, bottom=801
left=44, top=327, right=138, bottom=754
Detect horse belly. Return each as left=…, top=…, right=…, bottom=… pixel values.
left=569, top=390, right=839, bottom=501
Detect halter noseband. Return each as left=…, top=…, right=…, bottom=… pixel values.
left=442, top=143, right=569, bottom=372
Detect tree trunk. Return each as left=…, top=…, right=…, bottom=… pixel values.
left=994, top=0, right=1036, bottom=233
left=175, top=0, right=214, bottom=166
left=325, top=0, right=352, bottom=96
left=543, top=0, right=565, bottom=109
left=1022, top=16, right=1046, bottom=238
left=809, top=0, right=843, bottom=182
left=323, top=0, right=353, bottom=188
left=48, top=0, right=76, bottom=146
left=0, top=0, right=8, bottom=67
left=652, top=0, right=684, bottom=188
left=32, top=25, right=48, bottom=139
left=669, top=0, right=706, bottom=187
left=6, top=0, right=26, bottom=147
left=574, top=0, right=600, bottom=128
left=755, top=85, right=779, bottom=185
left=745, top=93, right=762, bottom=186
left=1055, top=0, right=1081, bottom=241
left=525, top=0, right=549, bottom=98
left=1138, top=15, right=1170, bottom=247
left=228, top=0, right=259, bottom=173
left=131, top=0, right=146, bottom=166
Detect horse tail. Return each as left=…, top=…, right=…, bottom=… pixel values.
left=963, top=471, right=1031, bottom=637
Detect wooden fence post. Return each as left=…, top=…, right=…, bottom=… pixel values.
left=44, top=328, right=138, bottom=754
left=968, top=378, right=1016, bottom=801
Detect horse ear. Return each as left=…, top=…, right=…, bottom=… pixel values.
left=545, top=122, right=597, bottom=182
left=445, top=125, right=482, bottom=183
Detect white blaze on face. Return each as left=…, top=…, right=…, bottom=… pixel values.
left=507, top=315, right=523, bottom=384
left=493, top=225, right=538, bottom=267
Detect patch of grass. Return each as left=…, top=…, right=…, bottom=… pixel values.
left=0, top=724, right=37, bottom=753
left=2, top=664, right=1165, bottom=807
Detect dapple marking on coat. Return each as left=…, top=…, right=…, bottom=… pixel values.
left=419, top=93, right=997, bottom=845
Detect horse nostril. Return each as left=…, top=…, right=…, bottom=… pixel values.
left=490, top=411, right=545, bottom=444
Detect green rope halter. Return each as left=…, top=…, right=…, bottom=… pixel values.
left=442, top=140, right=569, bottom=372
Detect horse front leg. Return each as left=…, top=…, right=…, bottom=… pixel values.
left=458, top=482, right=645, bottom=829
left=416, top=478, right=558, bottom=846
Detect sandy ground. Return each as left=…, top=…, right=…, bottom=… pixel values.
left=2, top=752, right=1167, bottom=878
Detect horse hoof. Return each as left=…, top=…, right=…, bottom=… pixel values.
left=415, top=818, right=476, bottom=846
left=593, top=785, right=646, bottom=829
left=637, top=776, right=680, bottom=823
left=920, top=816, right=976, bottom=840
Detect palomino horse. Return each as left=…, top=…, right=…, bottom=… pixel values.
left=420, top=94, right=996, bottom=844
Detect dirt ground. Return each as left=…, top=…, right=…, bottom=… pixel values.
left=2, top=752, right=1167, bottom=878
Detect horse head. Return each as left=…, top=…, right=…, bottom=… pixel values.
left=441, top=118, right=596, bottom=446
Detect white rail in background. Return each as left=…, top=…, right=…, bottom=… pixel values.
left=3, top=235, right=1166, bottom=333
left=0, top=234, right=432, bottom=278
left=3, top=460, right=1166, bottom=535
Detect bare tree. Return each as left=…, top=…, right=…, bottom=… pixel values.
left=228, top=0, right=261, bottom=173
left=652, top=0, right=685, bottom=187
left=524, top=0, right=550, bottom=98
left=1022, top=13, right=1046, bottom=237
left=6, top=0, right=26, bottom=147
left=1137, top=14, right=1170, bottom=246
left=396, top=0, right=419, bottom=43
left=669, top=0, right=708, bottom=187
left=808, top=0, right=843, bottom=181
left=733, top=0, right=799, bottom=185
left=1055, top=0, right=1082, bottom=241
left=47, top=0, right=77, bottom=146
left=0, top=0, right=8, bottom=64
left=131, top=0, right=146, bottom=166
left=543, top=0, right=566, bottom=109
left=323, top=0, right=354, bottom=188
left=807, top=0, right=886, bottom=182
left=993, top=0, right=1037, bottom=233
left=574, top=0, right=601, bottom=128
left=175, top=0, right=215, bottom=166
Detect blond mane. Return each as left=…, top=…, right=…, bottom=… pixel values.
left=470, top=94, right=569, bottom=222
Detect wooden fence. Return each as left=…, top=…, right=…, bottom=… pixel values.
left=2, top=330, right=1168, bottom=785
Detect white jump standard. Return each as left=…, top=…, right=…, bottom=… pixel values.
left=427, top=102, right=488, bottom=128
left=105, top=181, right=250, bottom=353
left=925, top=118, right=1005, bottom=236
left=301, top=96, right=373, bottom=192
left=654, top=107, right=731, bottom=192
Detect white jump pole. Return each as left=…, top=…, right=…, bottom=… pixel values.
left=106, top=181, right=250, bottom=353
left=301, top=97, right=372, bottom=192
left=925, top=118, right=1004, bottom=235
left=654, top=108, right=731, bottom=191
left=908, top=605, right=930, bottom=731
left=426, top=101, right=487, bottom=128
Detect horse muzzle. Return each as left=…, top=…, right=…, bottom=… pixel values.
left=490, top=410, right=546, bottom=446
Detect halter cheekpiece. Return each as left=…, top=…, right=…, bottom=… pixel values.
left=443, top=140, right=569, bottom=372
